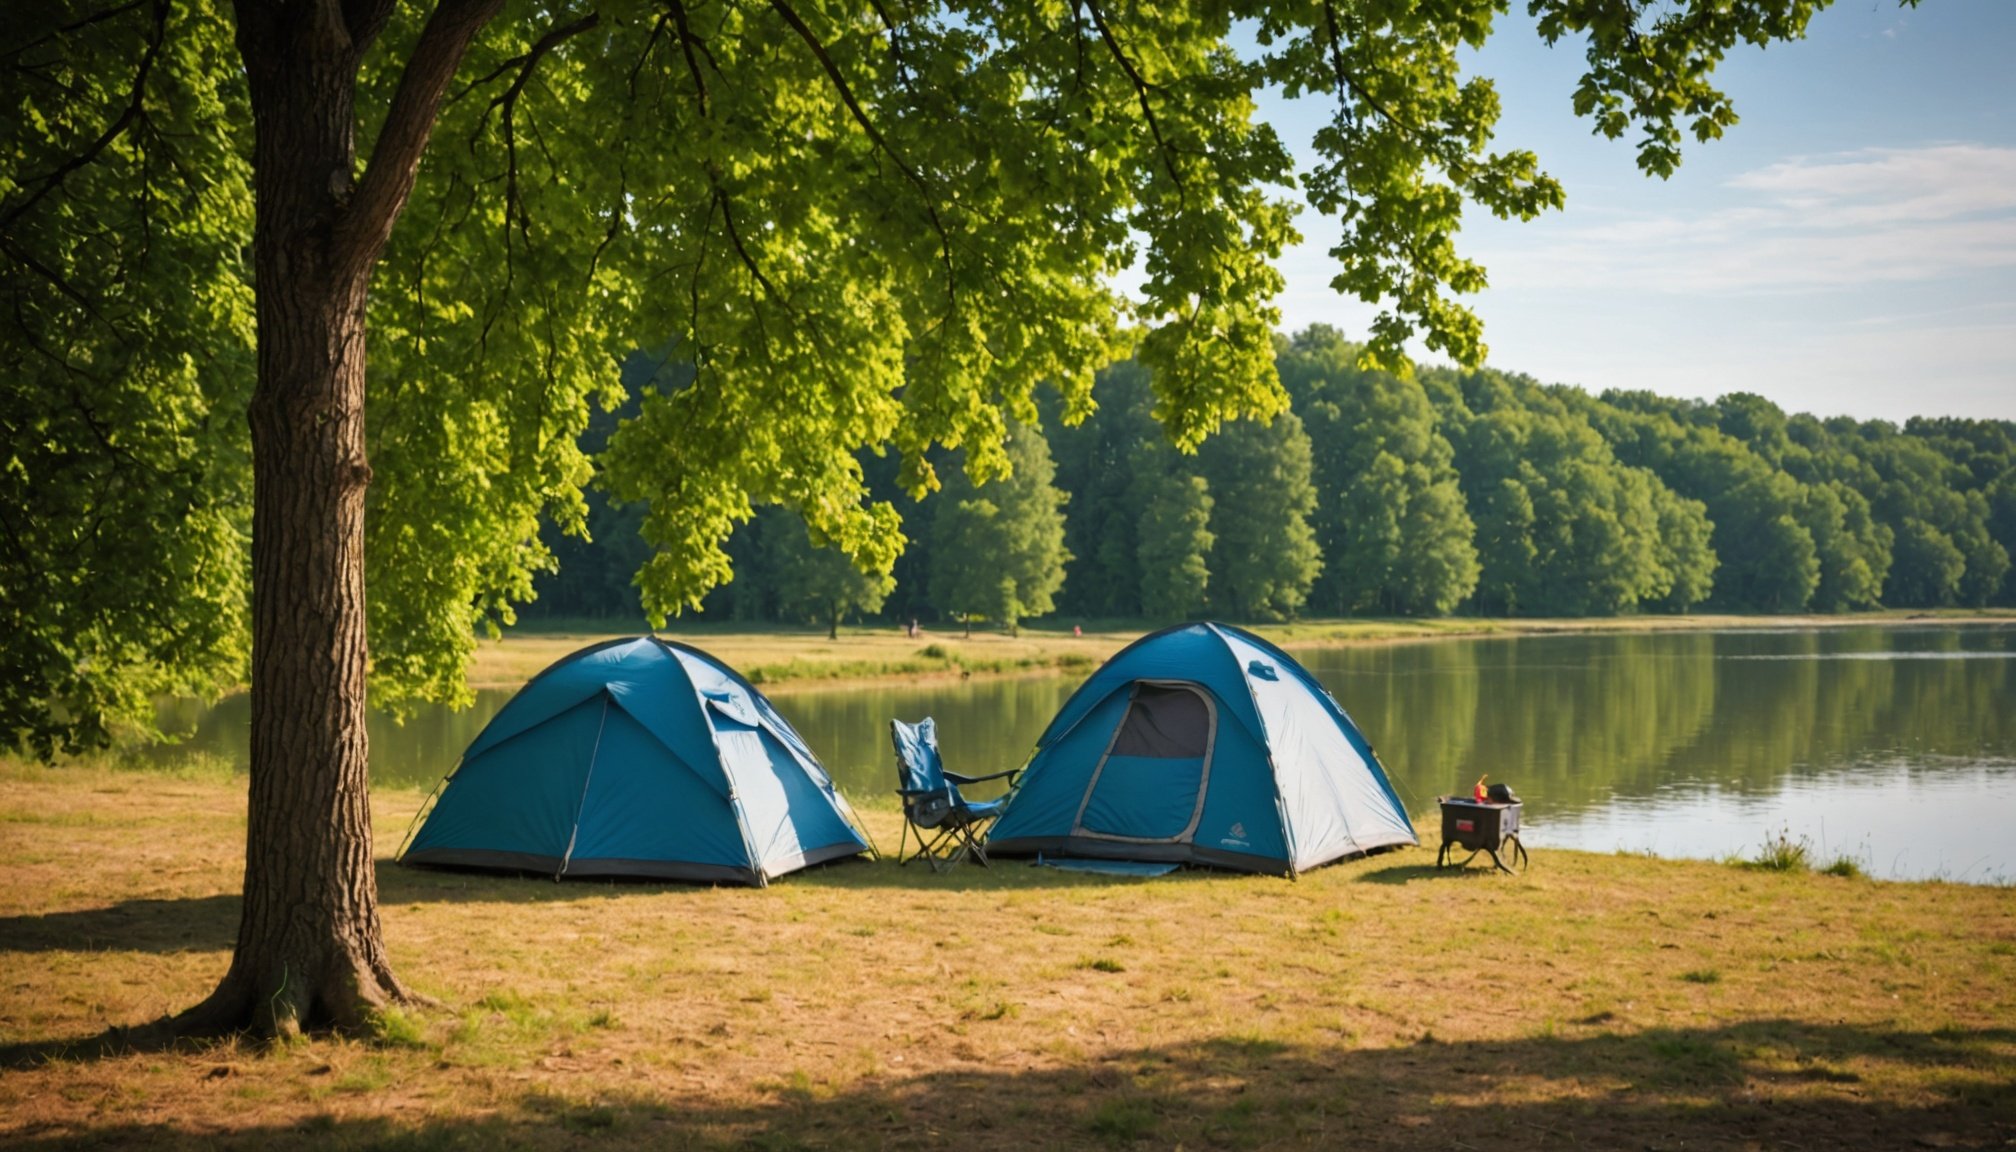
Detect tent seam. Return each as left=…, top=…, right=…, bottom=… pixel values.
left=557, top=693, right=613, bottom=880
left=1207, top=623, right=1306, bottom=872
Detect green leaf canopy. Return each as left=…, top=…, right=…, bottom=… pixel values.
left=4, top=0, right=1839, bottom=745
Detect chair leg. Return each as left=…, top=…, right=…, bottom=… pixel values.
left=959, top=818, right=998, bottom=867
left=902, top=820, right=998, bottom=871
left=915, top=823, right=951, bottom=871
left=900, top=820, right=952, bottom=869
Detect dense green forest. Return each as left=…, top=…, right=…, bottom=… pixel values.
left=527, top=327, right=2016, bottom=629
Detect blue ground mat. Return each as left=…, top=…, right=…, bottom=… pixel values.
left=1033, top=855, right=1180, bottom=877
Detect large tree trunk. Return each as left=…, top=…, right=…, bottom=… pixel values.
left=175, top=0, right=502, bottom=1038
left=174, top=2, right=393, bottom=1039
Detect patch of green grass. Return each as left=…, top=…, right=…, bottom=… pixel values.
left=124, top=748, right=242, bottom=783
left=1078, top=957, right=1126, bottom=973
left=1086, top=1097, right=1158, bottom=1143
left=1821, top=856, right=1866, bottom=880
left=744, top=646, right=1098, bottom=687
left=1646, top=1034, right=1741, bottom=1084
left=369, top=1007, right=430, bottom=1050
left=525, top=1092, right=625, bottom=1133
left=1742, top=828, right=1814, bottom=872
left=964, top=1000, right=1014, bottom=1021
left=333, top=1059, right=394, bottom=1094
left=453, top=988, right=574, bottom=1055
left=1680, top=969, right=1722, bottom=985
left=474, top=989, right=537, bottom=1022
left=446, top=1011, right=485, bottom=1046
left=0, top=808, right=106, bottom=826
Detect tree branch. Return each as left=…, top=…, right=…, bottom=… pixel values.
left=1319, top=0, right=1425, bottom=152
left=341, top=0, right=400, bottom=55
left=626, top=11, right=671, bottom=100
left=667, top=0, right=711, bottom=116
left=486, top=12, right=600, bottom=123
left=1078, top=0, right=1184, bottom=201
left=708, top=173, right=784, bottom=306
left=768, top=0, right=956, bottom=309
left=334, top=0, right=518, bottom=277
left=0, top=234, right=110, bottom=324
left=689, top=197, right=715, bottom=360
left=0, top=0, right=146, bottom=65
left=865, top=0, right=920, bottom=101
left=0, top=0, right=166, bottom=233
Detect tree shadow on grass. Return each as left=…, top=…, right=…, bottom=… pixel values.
left=0, top=848, right=1166, bottom=968
left=2, top=1020, right=2011, bottom=1150
left=0, top=857, right=798, bottom=959
left=0, top=894, right=243, bottom=956
left=0, top=850, right=1227, bottom=965
left=0, top=845, right=1474, bottom=962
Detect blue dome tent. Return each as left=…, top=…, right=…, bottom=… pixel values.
left=986, top=623, right=1416, bottom=874
left=400, top=637, right=871, bottom=886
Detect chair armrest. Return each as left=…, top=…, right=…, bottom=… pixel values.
left=944, top=768, right=1019, bottom=786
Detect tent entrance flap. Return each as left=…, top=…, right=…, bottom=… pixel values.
left=1072, top=681, right=1216, bottom=843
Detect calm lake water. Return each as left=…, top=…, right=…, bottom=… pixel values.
left=152, top=624, right=2016, bottom=883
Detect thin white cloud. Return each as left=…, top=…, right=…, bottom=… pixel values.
left=1728, top=145, right=2016, bottom=226
left=1471, top=144, right=2016, bottom=294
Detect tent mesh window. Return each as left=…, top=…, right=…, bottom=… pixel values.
left=1110, top=684, right=1212, bottom=758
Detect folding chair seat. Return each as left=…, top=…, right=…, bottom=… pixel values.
left=890, top=716, right=1019, bottom=871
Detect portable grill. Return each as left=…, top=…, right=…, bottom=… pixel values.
left=1436, top=795, right=1528, bottom=874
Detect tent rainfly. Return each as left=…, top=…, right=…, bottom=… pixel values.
left=400, top=637, right=870, bottom=886
left=985, top=622, right=1417, bottom=875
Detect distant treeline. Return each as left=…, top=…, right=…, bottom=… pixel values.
left=526, top=326, right=2016, bottom=630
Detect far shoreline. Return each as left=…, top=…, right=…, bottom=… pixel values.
left=469, top=608, right=2016, bottom=696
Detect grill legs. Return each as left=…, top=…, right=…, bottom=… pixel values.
left=1436, top=833, right=1528, bottom=874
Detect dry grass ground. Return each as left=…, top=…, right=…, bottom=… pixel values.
left=469, top=608, right=2016, bottom=693
left=2, top=760, right=2012, bottom=1150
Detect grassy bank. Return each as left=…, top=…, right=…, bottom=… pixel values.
left=2, top=761, right=2012, bottom=1149
left=470, top=609, right=2016, bottom=693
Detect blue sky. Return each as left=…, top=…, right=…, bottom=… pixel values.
left=1252, top=0, right=2016, bottom=423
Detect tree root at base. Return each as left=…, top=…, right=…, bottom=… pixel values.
left=162, top=950, right=423, bottom=1041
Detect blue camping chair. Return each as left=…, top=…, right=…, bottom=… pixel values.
left=890, top=717, right=1019, bottom=871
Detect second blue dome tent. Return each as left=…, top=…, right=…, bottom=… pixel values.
left=985, top=622, right=1416, bottom=875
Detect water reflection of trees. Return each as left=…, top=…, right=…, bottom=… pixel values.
left=1317, top=634, right=1719, bottom=811
left=143, top=627, right=2014, bottom=817
left=778, top=676, right=1086, bottom=802
left=151, top=692, right=511, bottom=789
left=1669, top=630, right=2014, bottom=795
left=1311, top=640, right=1481, bottom=809
left=1318, top=627, right=2014, bottom=818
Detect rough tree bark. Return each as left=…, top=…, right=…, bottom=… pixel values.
left=172, top=0, right=505, bottom=1037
